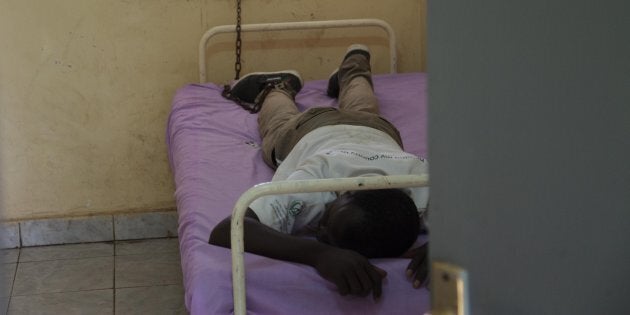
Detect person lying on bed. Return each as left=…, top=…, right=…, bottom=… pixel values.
left=209, top=44, right=429, bottom=300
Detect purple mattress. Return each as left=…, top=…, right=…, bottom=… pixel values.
left=167, top=72, right=429, bottom=314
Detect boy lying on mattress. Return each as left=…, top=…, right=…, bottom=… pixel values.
left=209, top=44, right=429, bottom=300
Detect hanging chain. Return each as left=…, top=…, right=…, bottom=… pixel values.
left=222, top=0, right=261, bottom=113
left=234, top=0, right=242, bottom=80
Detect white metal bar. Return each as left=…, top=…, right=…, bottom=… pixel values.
left=230, top=174, right=429, bottom=315
left=199, top=18, right=398, bottom=83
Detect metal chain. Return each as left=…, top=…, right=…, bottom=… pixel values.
left=221, top=84, right=262, bottom=114
left=234, top=0, right=242, bottom=80
left=222, top=0, right=260, bottom=113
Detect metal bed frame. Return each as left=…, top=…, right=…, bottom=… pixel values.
left=199, top=18, right=398, bottom=83
left=198, top=19, right=429, bottom=315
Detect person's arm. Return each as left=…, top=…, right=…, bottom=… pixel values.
left=209, top=208, right=386, bottom=299
left=403, top=243, right=429, bottom=288
left=403, top=210, right=430, bottom=289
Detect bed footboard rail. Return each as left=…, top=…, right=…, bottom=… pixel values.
left=230, top=174, right=429, bottom=315
left=199, top=18, right=398, bottom=83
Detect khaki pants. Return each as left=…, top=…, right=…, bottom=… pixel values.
left=257, top=54, right=403, bottom=169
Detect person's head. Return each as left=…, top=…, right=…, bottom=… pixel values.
left=316, top=189, right=419, bottom=258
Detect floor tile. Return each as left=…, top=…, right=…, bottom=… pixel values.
left=114, top=211, right=178, bottom=240
left=0, top=249, right=19, bottom=264
left=1, top=264, right=16, bottom=298
left=8, top=289, right=113, bottom=315
left=1, top=296, right=8, bottom=315
left=116, top=238, right=179, bottom=256
left=12, top=257, right=113, bottom=296
left=116, top=285, right=187, bottom=314
left=115, top=253, right=182, bottom=288
left=0, top=222, right=20, bottom=249
left=19, top=242, right=113, bottom=263
left=20, top=215, right=113, bottom=247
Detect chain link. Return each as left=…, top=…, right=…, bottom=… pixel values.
left=234, top=0, right=242, bottom=80
left=222, top=0, right=259, bottom=113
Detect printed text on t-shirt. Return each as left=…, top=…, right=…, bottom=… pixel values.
left=324, top=150, right=425, bottom=162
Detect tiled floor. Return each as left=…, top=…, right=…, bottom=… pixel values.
left=1, top=238, right=187, bottom=315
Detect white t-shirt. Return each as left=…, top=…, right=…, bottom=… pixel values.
left=250, top=125, right=430, bottom=234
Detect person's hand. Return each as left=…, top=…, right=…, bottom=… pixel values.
left=313, top=247, right=387, bottom=300
left=403, top=243, right=429, bottom=289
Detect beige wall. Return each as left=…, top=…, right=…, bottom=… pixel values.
left=0, top=0, right=426, bottom=221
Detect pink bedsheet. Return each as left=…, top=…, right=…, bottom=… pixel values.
left=167, top=72, right=429, bottom=314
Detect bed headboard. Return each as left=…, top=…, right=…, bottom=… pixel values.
left=198, top=18, right=398, bottom=83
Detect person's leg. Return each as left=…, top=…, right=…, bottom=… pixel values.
left=325, top=45, right=405, bottom=148
left=258, top=89, right=300, bottom=168
left=330, top=45, right=380, bottom=114
left=228, top=70, right=303, bottom=168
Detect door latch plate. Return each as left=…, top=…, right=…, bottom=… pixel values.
left=431, top=261, right=470, bottom=315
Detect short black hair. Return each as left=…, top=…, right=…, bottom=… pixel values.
left=333, top=189, right=420, bottom=258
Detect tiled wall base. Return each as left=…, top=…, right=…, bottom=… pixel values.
left=0, top=210, right=178, bottom=248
